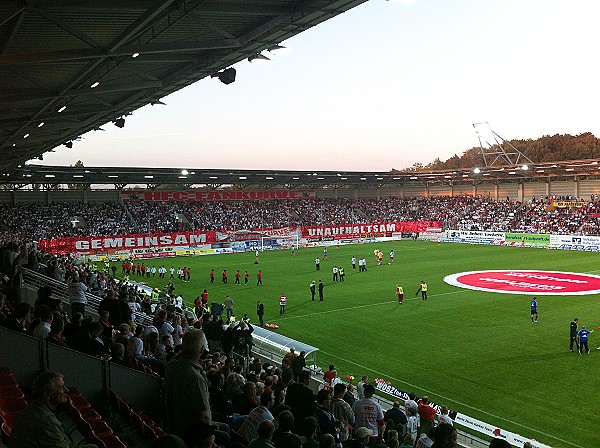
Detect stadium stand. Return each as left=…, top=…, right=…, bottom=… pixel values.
left=2, top=195, right=600, bottom=241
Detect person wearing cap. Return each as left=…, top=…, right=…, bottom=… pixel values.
left=350, top=427, right=374, bottom=448
left=352, top=384, right=385, bottom=441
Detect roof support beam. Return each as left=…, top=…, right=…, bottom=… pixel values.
left=0, top=39, right=241, bottom=65
left=0, top=81, right=163, bottom=104
left=0, top=2, right=26, bottom=55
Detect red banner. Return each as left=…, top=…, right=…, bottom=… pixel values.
left=301, top=221, right=441, bottom=239
left=38, top=231, right=217, bottom=254
left=121, top=190, right=316, bottom=202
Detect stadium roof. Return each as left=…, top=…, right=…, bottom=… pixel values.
left=0, top=0, right=367, bottom=176
left=6, top=159, right=600, bottom=189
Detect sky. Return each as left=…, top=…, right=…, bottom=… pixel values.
left=37, top=0, right=600, bottom=172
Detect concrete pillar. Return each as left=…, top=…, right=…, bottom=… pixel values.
left=517, top=183, right=524, bottom=202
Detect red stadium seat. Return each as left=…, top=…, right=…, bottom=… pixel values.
left=95, top=434, right=127, bottom=448
left=66, top=386, right=82, bottom=398
left=0, top=386, right=24, bottom=400
left=144, top=421, right=159, bottom=442
left=0, top=369, right=17, bottom=388
left=69, top=394, right=91, bottom=411
left=1, top=422, right=11, bottom=445
left=79, top=407, right=102, bottom=422
left=130, top=411, right=145, bottom=437
left=83, top=420, right=113, bottom=440
left=0, top=398, right=28, bottom=426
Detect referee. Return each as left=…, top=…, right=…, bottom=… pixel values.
left=570, top=318, right=579, bottom=352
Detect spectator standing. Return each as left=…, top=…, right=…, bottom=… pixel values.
left=314, top=389, right=339, bottom=444
left=285, top=370, right=315, bottom=424
left=438, top=406, right=453, bottom=426
left=67, top=273, right=87, bottom=317
left=404, top=392, right=418, bottom=415
left=406, top=408, right=419, bottom=444
left=257, top=301, right=265, bottom=326
left=330, top=383, right=355, bottom=443
left=291, top=350, right=306, bottom=381
left=356, top=375, right=368, bottom=400
left=225, top=295, right=234, bottom=321
left=164, top=328, right=212, bottom=438
left=385, top=401, right=408, bottom=436
left=352, top=384, right=384, bottom=440
left=417, top=396, right=436, bottom=437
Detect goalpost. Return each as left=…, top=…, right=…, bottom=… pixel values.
left=260, top=234, right=300, bottom=251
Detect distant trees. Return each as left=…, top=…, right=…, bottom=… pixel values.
left=401, top=132, right=600, bottom=171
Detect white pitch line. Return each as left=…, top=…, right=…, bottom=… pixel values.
left=319, top=351, right=582, bottom=448
left=279, top=288, right=582, bottom=447
left=279, top=290, right=465, bottom=320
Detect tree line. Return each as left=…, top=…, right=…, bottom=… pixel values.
left=397, top=132, right=600, bottom=172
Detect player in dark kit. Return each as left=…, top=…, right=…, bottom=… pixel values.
left=530, top=297, right=538, bottom=323
left=570, top=318, right=579, bottom=352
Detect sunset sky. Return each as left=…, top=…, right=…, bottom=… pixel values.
left=37, top=0, right=600, bottom=172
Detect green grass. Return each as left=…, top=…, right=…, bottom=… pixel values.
left=116, top=242, right=600, bottom=448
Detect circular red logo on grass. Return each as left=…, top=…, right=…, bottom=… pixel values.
left=444, top=270, right=600, bottom=295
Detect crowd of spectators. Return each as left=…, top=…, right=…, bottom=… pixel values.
left=0, top=201, right=131, bottom=241
left=0, top=238, right=538, bottom=448
left=2, top=195, right=600, bottom=241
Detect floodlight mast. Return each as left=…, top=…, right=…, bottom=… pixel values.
left=472, top=122, right=534, bottom=167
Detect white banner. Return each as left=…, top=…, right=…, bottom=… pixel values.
left=374, top=379, right=551, bottom=448
left=446, top=230, right=506, bottom=241
left=454, top=412, right=551, bottom=448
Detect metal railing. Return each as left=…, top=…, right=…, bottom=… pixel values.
left=22, top=267, right=153, bottom=326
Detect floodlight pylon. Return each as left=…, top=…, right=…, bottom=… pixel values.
left=472, top=122, right=533, bottom=167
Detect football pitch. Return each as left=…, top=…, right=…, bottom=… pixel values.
left=123, top=241, right=600, bottom=448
